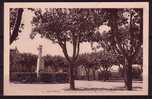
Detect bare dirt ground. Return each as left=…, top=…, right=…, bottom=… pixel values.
left=4, top=80, right=145, bottom=96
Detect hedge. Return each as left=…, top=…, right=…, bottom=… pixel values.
left=10, top=72, right=68, bottom=83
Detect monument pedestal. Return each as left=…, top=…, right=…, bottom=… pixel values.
left=35, top=45, right=44, bottom=79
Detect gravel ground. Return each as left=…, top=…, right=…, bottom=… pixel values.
left=4, top=80, right=146, bottom=96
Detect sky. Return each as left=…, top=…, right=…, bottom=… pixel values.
left=10, top=9, right=110, bottom=57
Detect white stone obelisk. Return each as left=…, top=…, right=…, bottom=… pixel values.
left=36, top=45, right=43, bottom=79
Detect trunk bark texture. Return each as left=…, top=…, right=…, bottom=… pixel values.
left=69, top=63, right=75, bottom=90
left=124, top=58, right=132, bottom=90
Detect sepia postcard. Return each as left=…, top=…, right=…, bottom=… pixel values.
left=4, top=2, right=149, bottom=96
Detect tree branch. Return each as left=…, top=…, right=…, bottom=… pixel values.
left=74, top=33, right=80, bottom=61
left=72, top=33, right=77, bottom=60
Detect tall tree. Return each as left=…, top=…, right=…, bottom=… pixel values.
left=31, top=8, right=105, bottom=89
left=91, top=9, right=143, bottom=90
left=110, top=9, right=143, bottom=90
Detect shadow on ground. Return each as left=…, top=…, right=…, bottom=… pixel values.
left=64, top=86, right=142, bottom=91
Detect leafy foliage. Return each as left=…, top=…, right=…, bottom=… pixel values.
left=91, top=9, right=143, bottom=64
left=10, top=49, right=37, bottom=72
left=78, top=50, right=118, bottom=72
left=31, top=8, right=105, bottom=42
left=43, top=55, right=68, bottom=72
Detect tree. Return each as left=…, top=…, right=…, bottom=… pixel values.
left=10, top=48, right=20, bottom=72
left=88, top=52, right=99, bottom=80
left=17, top=53, right=37, bottom=72
left=10, top=8, right=24, bottom=44
left=52, top=56, right=68, bottom=72
left=43, top=55, right=68, bottom=72
left=91, top=9, right=143, bottom=90
left=77, top=52, right=99, bottom=80
left=109, top=9, right=143, bottom=90
left=78, top=53, right=94, bottom=80
left=43, top=55, right=55, bottom=72
left=31, top=8, right=105, bottom=89
left=10, top=50, right=37, bottom=72
left=95, top=50, right=118, bottom=81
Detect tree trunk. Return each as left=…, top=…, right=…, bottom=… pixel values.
left=87, top=69, right=90, bottom=81
left=103, top=70, right=106, bottom=81
left=85, top=68, right=90, bottom=81
left=58, top=33, right=80, bottom=90
left=93, top=69, right=96, bottom=80
left=10, top=8, right=24, bottom=44
left=69, top=63, right=75, bottom=90
left=125, top=66, right=132, bottom=90
left=84, top=68, right=88, bottom=80
left=75, top=67, right=78, bottom=80
left=124, top=59, right=132, bottom=90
